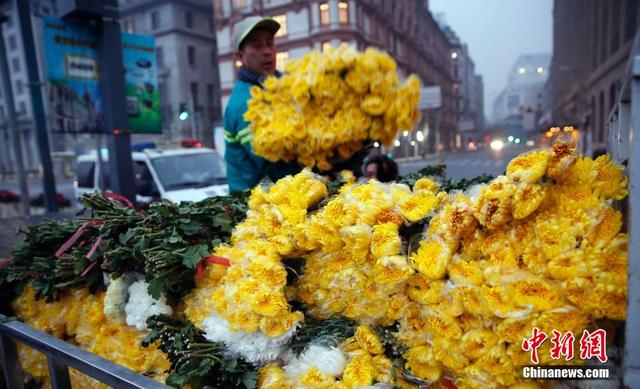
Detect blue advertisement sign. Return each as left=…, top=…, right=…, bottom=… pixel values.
left=42, top=16, right=161, bottom=134
left=122, top=33, right=161, bottom=134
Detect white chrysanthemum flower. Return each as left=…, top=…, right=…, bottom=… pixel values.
left=202, top=312, right=298, bottom=364
left=283, top=358, right=314, bottom=382
left=465, top=183, right=486, bottom=204
left=298, top=344, right=347, bottom=377
left=124, top=280, right=173, bottom=330
left=103, top=275, right=133, bottom=324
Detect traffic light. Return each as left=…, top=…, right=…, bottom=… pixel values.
left=178, top=103, right=190, bottom=121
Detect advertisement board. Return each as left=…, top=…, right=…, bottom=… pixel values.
left=43, top=16, right=161, bottom=134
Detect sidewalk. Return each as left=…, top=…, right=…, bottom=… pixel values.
left=0, top=211, right=76, bottom=258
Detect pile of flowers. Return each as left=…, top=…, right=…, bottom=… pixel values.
left=245, top=44, right=421, bottom=170
left=3, top=142, right=629, bottom=388
left=13, top=285, right=170, bottom=387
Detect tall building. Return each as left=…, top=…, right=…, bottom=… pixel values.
left=547, top=0, right=639, bottom=156
left=0, top=0, right=57, bottom=177
left=119, top=0, right=223, bottom=146
left=214, top=0, right=459, bottom=154
left=492, top=53, right=550, bottom=140
left=438, top=18, right=484, bottom=149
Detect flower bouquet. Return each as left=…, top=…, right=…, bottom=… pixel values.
left=245, top=44, right=421, bottom=171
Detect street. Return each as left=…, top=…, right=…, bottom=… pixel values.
left=398, top=145, right=529, bottom=181
left=0, top=176, right=77, bottom=207
left=0, top=145, right=530, bottom=208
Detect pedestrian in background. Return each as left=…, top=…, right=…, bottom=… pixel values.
left=224, top=16, right=300, bottom=193
left=363, top=154, right=399, bottom=182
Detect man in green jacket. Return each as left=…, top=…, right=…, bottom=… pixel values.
left=224, top=16, right=300, bottom=192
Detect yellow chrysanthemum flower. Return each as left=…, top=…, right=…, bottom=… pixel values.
left=512, top=182, right=548, bottom=219
left=259, top=364, right=292, bottom=389
left=404, top=345, right=443, bottom=382
left=342, top=355, right=376, bottom=388
left=506, top=150, right=550, bottom=183
left=374, top=255, right=415, bottom=284
left=410, top=238, right=451, bottom=280
left=355, top=325, right=385, bottom=354
left=371, top=222, right=402, bottom=258
left=593, top=154, right=628, bottom=200
left=413, top=177, right=439, bottom=193
left=398, top=190, right=439, bottom=223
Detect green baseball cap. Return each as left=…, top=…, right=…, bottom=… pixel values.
left=232, top=16, right=280, bottom=50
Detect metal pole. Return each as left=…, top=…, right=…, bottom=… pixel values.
left=95, top=134, right=105, bottom=191
left=15, top=0, right=58, bottom=213
left=0, top=13, right=29, bottom=217
left=97, top=0, right=136, bottom=204
left=624, top=54, right=640, bottom=387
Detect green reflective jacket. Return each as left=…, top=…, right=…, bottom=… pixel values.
left=223, top=79, right=300, bottom=193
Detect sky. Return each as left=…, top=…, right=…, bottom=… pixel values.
left=430, top=0, right=553, bottom=122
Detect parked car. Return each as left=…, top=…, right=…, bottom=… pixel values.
left=74, top=146, right=228, bottom=204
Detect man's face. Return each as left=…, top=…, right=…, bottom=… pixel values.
left=364, top=163, right=378, bottom=180
left=237, top=29, right=276, bottom=75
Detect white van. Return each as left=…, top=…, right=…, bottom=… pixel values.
left=74, top=147, right=229, bottom=204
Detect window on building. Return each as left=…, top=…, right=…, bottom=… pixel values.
left=207, top=83, right=215, bottom=111
left=11, top=57, right=20, bottom=72
left=276, top=51, right=289, bottom=72
left=625, top=0, right=638, bottom=41
left=8, top=35, right=16, bottom=51
left=212, top=51, right=217, bottom=67
left=188, top=46, right=196, bottom=66
left=5, top=15, right=11, bottom=28
left=208, top=16, right=214, bottom=33
left=156, top=46, right=164, bottom=67
left=123, top=19, right=134, bottom=33
left=19, top=101, right=26, bottom=115
left=339, top=2, right=349, bottom=24
left=507, top=94, right=519, bottom=109
left=41, top=6, right=51, bottom=15
left=233, top=0, right=246, bottom=9
left=15, top=79, right=23, bottom=95
left=320, top=3, right=330, bottom=26
left=185, top=10, right=194, bottom=29
left=190, top=82, right=199, bottom=109
left=151, top=11, right=160, bottom=30
left=272, top=14, right=287, bottom=37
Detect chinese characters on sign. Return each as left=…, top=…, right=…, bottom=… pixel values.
left=522, top=327, right=608, bottom=364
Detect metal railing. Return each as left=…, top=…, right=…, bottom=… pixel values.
left=0, top=315, right=169, bottom=389
left=606, top=30, right=640, bottom=388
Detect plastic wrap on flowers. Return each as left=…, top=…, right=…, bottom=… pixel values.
left=12, top=286, right=170, bottom=386
left=244, top=44, right=421, bottom=170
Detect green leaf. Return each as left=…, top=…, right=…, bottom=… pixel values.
left=167, top=228, right=182, bottom=244
left=148, top=278, right=167, bottom=299
left=180, top=220, right=202, bottom=236
left=180, top=245, right=210, bottom=269
left=242, top=371, right=258, bottom=389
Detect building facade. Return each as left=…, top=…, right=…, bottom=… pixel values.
left=0, top=0, right=57, bottom=177
left=438, top=19, right=484, bottom=149
left=547, top=0, right=639, bottom=156
left=215, top=0, right=459, bottom=154
left=492, top=53, right=550, bottom=142
left=119, top=0, right=223, bottom=146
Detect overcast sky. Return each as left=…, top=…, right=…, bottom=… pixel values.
left=430, top=0, right=553, bottom=122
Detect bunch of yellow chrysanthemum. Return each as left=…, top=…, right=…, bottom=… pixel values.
left=202, top=170, right=328, bottom=336
left=245, top=44, right=421, bottom=170
left=296, top=177, right=441, bottom=325
left=12, top=286, right=169, bottom=388
left=393, top=142, right=628, bottom=387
